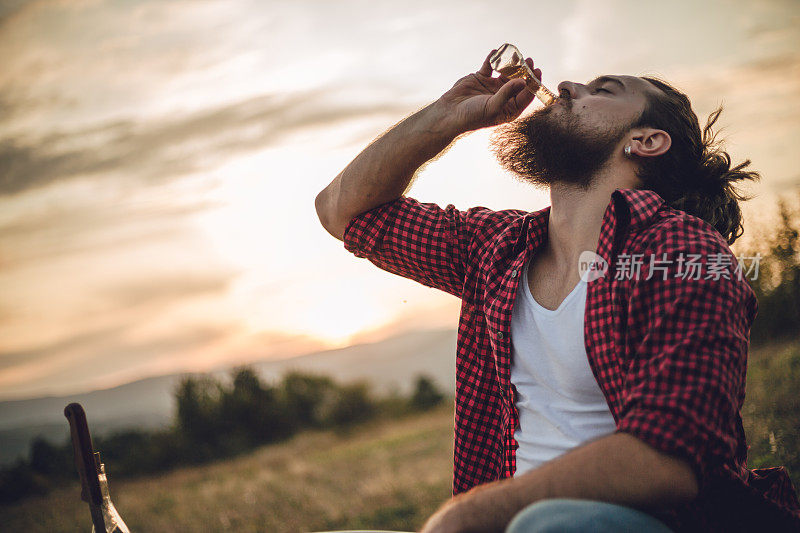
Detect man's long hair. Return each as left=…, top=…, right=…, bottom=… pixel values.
left=633, top=77, right=759, bottom=245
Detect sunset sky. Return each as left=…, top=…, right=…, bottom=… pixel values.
left=1, top=0, right=798, bottom=399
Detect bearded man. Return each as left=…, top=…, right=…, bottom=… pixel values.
left=314, top=50, right=800, bottom=532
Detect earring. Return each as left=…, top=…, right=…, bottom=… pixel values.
left=624, top=145, right=632, bottom=158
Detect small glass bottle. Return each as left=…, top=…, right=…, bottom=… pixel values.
left=489, top=43, right=557, bottom=106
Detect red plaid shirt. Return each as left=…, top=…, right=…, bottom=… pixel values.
left=342, top=187, right=800, bottom=532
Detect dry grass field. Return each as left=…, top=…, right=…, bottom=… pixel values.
left=1, top=403, right=455, bottom=532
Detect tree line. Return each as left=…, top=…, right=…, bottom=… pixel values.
left=0, top=369, right=446, bottom=504
left=740, top=190, right=800, bottom=344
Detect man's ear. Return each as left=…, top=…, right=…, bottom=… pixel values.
left=630, top=128, right=671, bottom=158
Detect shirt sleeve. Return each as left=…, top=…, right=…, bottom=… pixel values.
left=342, top=195, right=504, bottom=299
left=614, top=224, right=758, bottom=496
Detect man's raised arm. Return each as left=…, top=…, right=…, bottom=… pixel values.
left=315, top=50, right=540, bottom=241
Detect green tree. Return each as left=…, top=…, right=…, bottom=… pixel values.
left=175, top=375, right=223, bottom=460
left=279, top=371, right=338, bottom=428
left=322, top=381, right=376, bottom=429
left=219, top=366, right=292, bottom=447
left=29, top=436, right=70, bottom=478
left=409, top=375, right=445, bottom=411
left=741, top=191, right=800, bottom=345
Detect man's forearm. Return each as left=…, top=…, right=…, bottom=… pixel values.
left=315, top=101, right=458, bottom=240
left=315, top=50, right=536, bottom=241
left=424, top=432, right=699, bottom=532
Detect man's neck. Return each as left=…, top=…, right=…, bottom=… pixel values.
left=544, top=180, right=621, bottom=274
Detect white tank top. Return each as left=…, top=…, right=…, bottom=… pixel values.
left=510, top=256, right=617, bottom=477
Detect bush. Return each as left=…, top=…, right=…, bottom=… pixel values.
left=738, top=192, right=800, bottom=345
left=743, top=345, right=800, bottom=490
left=278, top=371, right=338, bottom=429
left=220, top=367, right=293, bottom=448
left=175, top=375, right=224, bottom=453
left=29, top=437, right=71, bottom=479
left=0, top=460, right=50, bottom=504
left=409, top=375, right=445, bottom=411
left=322, top=381, right=377, bottom=429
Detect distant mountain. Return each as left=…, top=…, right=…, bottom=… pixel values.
left=0, top=327, right=457, bottom=465
left=252, top=326, right=457, bottom=395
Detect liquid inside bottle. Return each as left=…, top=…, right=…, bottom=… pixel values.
left=490, top=43, right=557, bottom=106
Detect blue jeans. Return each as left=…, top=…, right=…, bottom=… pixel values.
left=505, top=498, right=675, bottom=533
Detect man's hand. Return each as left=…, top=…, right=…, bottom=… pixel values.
left=431, top=50, right=540, bottom=137
left=315, top=49, right=540, bottom=241
left=419, top=479, right=516, bottom=533
left=418, top=498, right=465, bottom=533
left=417, top=432, right=699, bottom=533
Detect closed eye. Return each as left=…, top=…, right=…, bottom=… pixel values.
left=593, top=87, right=612, bottom=94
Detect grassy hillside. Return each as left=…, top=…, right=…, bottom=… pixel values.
left=741, top=339, right=800, bottom=489
left=3, top=339, right=799, bottom=532
left=2, top=403, right=456, bottom=532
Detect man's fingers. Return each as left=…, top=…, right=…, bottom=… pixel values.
left=486, top=78, right=526, bottom=116
left=478, top=49, right=498, bottom=76
left=496, top=78, right=527, bottom=101
left=513, top=79, right=537, bottom=109
left=524, top=57, right=544, bottom=85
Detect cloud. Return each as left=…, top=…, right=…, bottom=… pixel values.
left=740, top=51, right=800, bottom=76
left=0, top=324, right=128, bottom=371
left=0, top=0, right=105, bottom=31
left=0, top=94, right=18, bottom=119
left=0, top=196, right=218, bottom=269
left=0, top=92, right=413, bottom=196
left=0, top=0, right=36, bottom=29
left=676, top=55, right=800, bottom=193
left=99, top=273, right=233, bottom=310
left=0, top=323, right=231, bottom=397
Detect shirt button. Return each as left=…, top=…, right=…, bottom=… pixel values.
left=511, top=269, right=518, bottom=278
left=498, top=331, right=504, bottom=339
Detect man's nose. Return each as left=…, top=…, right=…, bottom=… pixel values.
left=557, top=81, right=582, bottom=100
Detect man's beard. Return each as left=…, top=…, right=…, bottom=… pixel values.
left=490, top=102, right=630, bottom=190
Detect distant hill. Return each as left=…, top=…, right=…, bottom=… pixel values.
left=0, top=327, right=457, bottom=465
